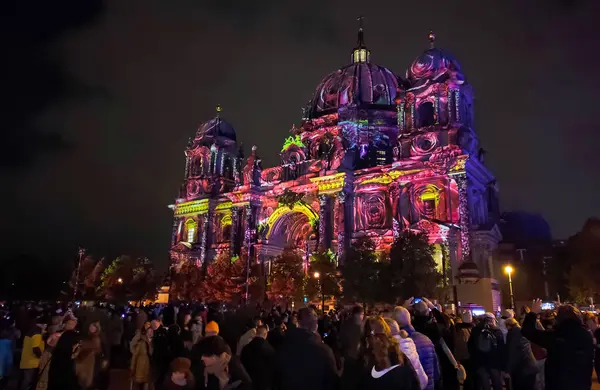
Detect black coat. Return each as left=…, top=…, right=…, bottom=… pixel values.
left=240, top=337, right=276, bottom=390
left=522, top=312, right=594, bottom=390
left=359, top=364, right=420, bottom=390
left=47, top=330, right=81, bottom=390
left=467, top=323, right=505, bottom=369
left=267, top=327, right=285, bottom=351
left=275, top=327, right=339, bottom=390
left=505, top=327, right=538, bottom=377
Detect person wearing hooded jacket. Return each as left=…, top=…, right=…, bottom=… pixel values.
left=384, top=317, right=428, bottom=389
left=521, top=299, right=594, bottom=390
left=393, top=306, right=439, bottom=390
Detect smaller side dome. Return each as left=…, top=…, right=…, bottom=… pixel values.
left=194, top=106, right=237, bottom=143
left=195, top=118, right=237, bottom=142
left=406, top=33, right=464, bottom=86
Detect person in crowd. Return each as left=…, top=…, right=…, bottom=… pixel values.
left=240, top=325, right=275, bottom=390
left=204, top=322, right=219, bottom=337
left=47, top=325, right=81, bottom=390
left=454, top=311, right=474, bottom=390
left=522, top=299, right=594, bottom=390
left=167, top=325, right=184, bottom=360
left=0, top=329, right=14, bottom=390
left=504, top=318, right=537, bottom=390
left=339, top=305, right=364, bottom=390
left=151, top=319, right=171, bottom=388
left=359, top=316, right=420, bottom=390
left=34, top=329, right=60, bottom=390
left=198, top=335, right=251, bottom=390
left=394, top=306, right=439, bottom=390
left=275, top=307, right=339, bottom=390
left=467, top=312, right=505, bottom=390
left=107, top=310, right=124, bottom=368
left=130, top=324, right=154, bottom=390
left=498, top=309, right=514, bottom=343
left=384, top=317, right=428, bottom=389
left=266, top=317, right=285, bottom=352
left=75, top=321, right=109, bottom=390
left=189, top=315, right=203, bottom=346
left=20, top=314, right=45, bottom=390
left=162, top=357, right=195, bottom=390
left=236, top=318, right=262, bottom=356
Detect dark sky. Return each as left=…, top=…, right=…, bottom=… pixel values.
left=2, top=0, right=599, bottom=269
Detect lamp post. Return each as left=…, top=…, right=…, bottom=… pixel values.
left=504, top=265, right=515, bottom=310
left=313, top=272, right=324, bottom=312
left=73, top=247, right=85, bottom=302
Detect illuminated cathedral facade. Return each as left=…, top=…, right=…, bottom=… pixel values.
left=169, top=27, right=502, bottom=308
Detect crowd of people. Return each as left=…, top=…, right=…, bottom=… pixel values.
left=0, top=297, right=597, bottom=390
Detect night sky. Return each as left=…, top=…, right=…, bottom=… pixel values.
left=2, top=0, right=599, bottom=270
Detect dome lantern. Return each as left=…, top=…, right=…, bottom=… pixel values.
left=351, top=16, right=370, bottom=64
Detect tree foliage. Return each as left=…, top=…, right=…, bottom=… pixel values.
left=69, top=255, right=105, bottom=300
left=99, top=256, right=158, bottom=303
left=203, top=251, right=247, bottom=302
left=389, top=231, right=442, bottom=301
left=341, top=237, right=383, bottom=306
left=267, top=248, right=306, bottom=305
left=306, top=250, right=340, bottom=302
left=567, top=219, right=600, bottom=304
left=169, top=260, right=205, bottom=302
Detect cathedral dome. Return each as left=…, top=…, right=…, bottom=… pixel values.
left=307, top=63, right=399, bottom=118
left=194, top=106, right=237, bottom=142
left=306, top=21, right=399, bottom=119
left=406, top=32, right=464, bottom=86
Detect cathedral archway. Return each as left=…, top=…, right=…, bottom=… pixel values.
left=266, top=203, right=318, bottom=248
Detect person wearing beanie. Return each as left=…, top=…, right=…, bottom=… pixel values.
left=163, top=357, right=195, bottom=390
left=204, top=322, right=219, bottom=337
left=384, top=317, right=428, bottom=389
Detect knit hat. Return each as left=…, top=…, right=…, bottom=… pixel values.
left=501, top=309, right=515, bottom=319
left=205, top=321, right=219, bottom=335
left=171, top=357, right=192, bottom=373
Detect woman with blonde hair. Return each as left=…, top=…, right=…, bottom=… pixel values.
left=384, top=317, right=428, bottom=389
left=360, top=316, right=420, bottom=390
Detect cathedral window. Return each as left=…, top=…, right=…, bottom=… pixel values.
left=420, top=185, right=440, bottom=218
left=185, top=219, right=197, bottom=243
left=417, top=101, right=435, bottom=128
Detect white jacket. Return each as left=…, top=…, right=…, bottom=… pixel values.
left=394, top=335, right=428, bottom=390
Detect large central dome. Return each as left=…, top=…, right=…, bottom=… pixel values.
left=307, top=63, right=399, bottom=119
left=306, top=24, right=399, bottom=119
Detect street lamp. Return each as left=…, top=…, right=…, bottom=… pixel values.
left=117, top=278, right=123, bottom=284
left=313, top=272, right=324, bottom=312
left=504, top=265, right=515, bottom=310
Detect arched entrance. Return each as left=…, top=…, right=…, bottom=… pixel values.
left=265, top=203, right=318, bottom=249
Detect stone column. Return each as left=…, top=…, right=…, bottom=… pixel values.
left=335, top=192, right=346, bottom=261
left=318, top=194, right=330, bottom=249
left=230, top=206, right=239, bottom=255
left=171, top=218, right=179, bottom=247
left=455, top=174, right=470, bottom=262
left=447, top=235, right=459, bottom=294
left=200, top=201, right=216, bottom=265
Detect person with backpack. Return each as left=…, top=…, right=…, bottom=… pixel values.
left=467, top=313, right=505, bottom=390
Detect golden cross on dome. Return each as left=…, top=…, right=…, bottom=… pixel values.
left=216, top=104, right=222, bottom=118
